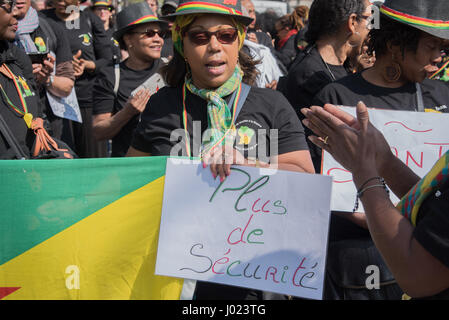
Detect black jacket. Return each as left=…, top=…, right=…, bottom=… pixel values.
left=0, top=41, right=41, bottom=158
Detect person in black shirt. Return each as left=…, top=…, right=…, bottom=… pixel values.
left=128, top=0, right=313, bottom=300
left=279, top=0, right=372, bottom=172
left=14, top=0, right=75, bottom=144
left=160, top=0, right=177, bottom=60
left=273, top=6, right=308, bottom=70
left=302, top=101, right=449, bottom=300
left=306, top=0, right=449, bottom=300
left=42, top=0, right=112, bottom=158
left=313, top=4, right=449, bottom=168
left=314, top=11, right=449, bottom=113
left=90, top=0, right=120, bottom=61
left=0, top=2, right=41, bottom=158
left=92, top=2, right=168, bottom=157
left=128, top=0, right=313, bottom=175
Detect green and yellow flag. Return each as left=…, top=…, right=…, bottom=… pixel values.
left=0, top=157, right=183, bottom=300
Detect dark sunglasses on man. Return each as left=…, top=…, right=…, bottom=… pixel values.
left=184, top=28, right=238, bottom=46
left=0, top=0, right=16, bottom=13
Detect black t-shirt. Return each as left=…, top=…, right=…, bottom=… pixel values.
left=105, top=28, right=121, bottom=61
left=0, top=42, right=41, bottom=159
left=93, top=59, right=164, bottom=157
left=23, top=16, right=73, bottom=127
left=41, top=9, right=112, bottom=107
left=412, top=178, right=449, bottom=299
left=279, top=46, right=349, bottom=172
left=31, top=15, right=73, bottom=64
left=280, top=46, right=350, bottom=118
left=314, top=72, right=449, bottom=113
left=131, top=85, right=308, bottom=158
left=161, top=36, right=173, bottom=59
left=314, top=73, right=449, bottom=242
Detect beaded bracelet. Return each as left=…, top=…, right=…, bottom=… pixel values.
left=353, top=177, right=389, bottom=213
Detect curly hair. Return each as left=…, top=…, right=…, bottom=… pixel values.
left=305, top=0, right=367, bottom=44
left=367, top=15, right=422, bottom=59
left=291, top=5, right=309, bottom=30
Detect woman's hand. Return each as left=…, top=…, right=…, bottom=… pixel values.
left=301, top=102, right=392, bottom=181
left=265, top=80, right=277, bottom=90
left=80, top=59, right=96, bottom=72
left=124, top=89, right=152, bottom=116
left=202, top=144, right=246, bottom=182
left=72, top=50, right=85, bottom=77
left=32, top=54, right=55, bottom=85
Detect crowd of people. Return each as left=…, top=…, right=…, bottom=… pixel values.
left=0, top=0, right=448, bottom=300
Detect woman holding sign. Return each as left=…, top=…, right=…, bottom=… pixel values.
left=127, top=0, right=314, bottom=177
left=92, top=2, right=168, bottom=157
left=302, top=101, right=449, bottom=299
left=126, top=0, right=314, bottom=299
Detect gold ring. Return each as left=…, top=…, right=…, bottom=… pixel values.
left=323, top=136, right=329, bottom=145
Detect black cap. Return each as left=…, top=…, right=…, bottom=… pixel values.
left=113, top=1, right=168, bottom=41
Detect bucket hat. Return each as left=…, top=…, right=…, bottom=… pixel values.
left=91, top=0, right=114, bottom=10
left=381, top=0, right=449, bottom=40
left=114, top=1, right=169, bottom=41
left=162, top=0, right=253, bottom=26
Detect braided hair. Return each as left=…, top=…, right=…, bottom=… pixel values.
left=367, top=15, right=421, bottom=58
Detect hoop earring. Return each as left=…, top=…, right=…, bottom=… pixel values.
left=384, top=53, right=402, bottom=83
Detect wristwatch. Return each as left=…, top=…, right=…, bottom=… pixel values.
left=45, top=75, right=54, bottom=87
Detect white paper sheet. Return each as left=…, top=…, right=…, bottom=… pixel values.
left=155, top=158, right=332, bottom=300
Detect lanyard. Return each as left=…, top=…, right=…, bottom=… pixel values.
left=182, top=82, right=242, bottom=158
left=0, top=64, right=33, bottom=128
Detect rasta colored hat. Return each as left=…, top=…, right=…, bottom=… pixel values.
left=381, top=0, right=449, bottom=40
left=113, top=1, right=168, bottom=41
left=162, top=0, right=253, bottom=26
left=162, top=0, right=179, bottom=10
left=91, top=0, right=114, bottom=10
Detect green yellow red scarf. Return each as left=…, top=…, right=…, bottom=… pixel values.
left=183, top=65, right=243, bottom=157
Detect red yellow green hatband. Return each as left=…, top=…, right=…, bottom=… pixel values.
left=381, top=5, right=449, bottom=30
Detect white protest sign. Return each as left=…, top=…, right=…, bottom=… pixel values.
left=155, top=158, right=332, bottom=300
left=322, top=107, right=449, bottom=212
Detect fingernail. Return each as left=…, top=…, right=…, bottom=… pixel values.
left=220, top=176, right=224, bottom=183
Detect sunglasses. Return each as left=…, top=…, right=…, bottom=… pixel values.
left=184, top=28, right=238, bottom=46
left=130, top=29, right=167, bottom=39
left=0, top=0, right=16, bottom=13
